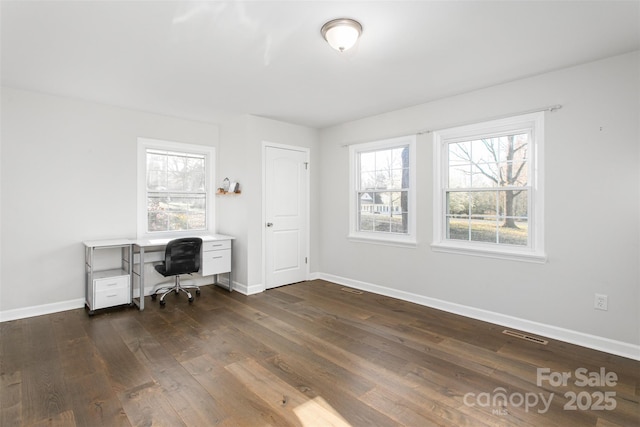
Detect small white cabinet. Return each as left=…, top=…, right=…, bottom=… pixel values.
left=84, top=240, right=133, bottom=315
left=90, top=270, right=130, bottom=310
left=200, top=238, right=233, bottom=291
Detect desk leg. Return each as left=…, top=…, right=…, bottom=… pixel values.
left=132, top=246, right=145, bottom=311
left=139, top=246, right=145, bottom=311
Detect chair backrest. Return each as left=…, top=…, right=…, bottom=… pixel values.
left=163, top=237, right=203, bottom=275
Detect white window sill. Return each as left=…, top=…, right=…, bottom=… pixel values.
left=431, top=241, right=547, bottom=263
left=348, top=233, right=417, bottom=248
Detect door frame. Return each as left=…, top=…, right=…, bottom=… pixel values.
left=261, top=141, right=310, bottom=289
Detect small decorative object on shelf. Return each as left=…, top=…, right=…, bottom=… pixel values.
left=217, top=178, right=241, bottom=195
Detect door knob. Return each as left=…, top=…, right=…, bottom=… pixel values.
left=266, top=222, right=273, bottom=227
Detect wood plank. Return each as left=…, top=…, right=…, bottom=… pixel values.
left=0, top=370, right=22, bottom=427
left=117, top=381, right=187, bottom=427
left=29, top=409, right=77, bottom=427
left=225, top=358, right=359, bottom=427
left=20, top=316, right=69, bottom=425
left=63, top=371, right=131, bottom=427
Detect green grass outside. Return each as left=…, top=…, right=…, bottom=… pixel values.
left=448, top=218, right=528, bottom=245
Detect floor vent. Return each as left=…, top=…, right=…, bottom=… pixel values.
left=341, top=287, right=363, bottom=295
left=502, top=329, right=548, bottom=345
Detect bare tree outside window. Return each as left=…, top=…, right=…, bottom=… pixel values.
left=447, top=133, right=529, bottom=245
left=146, top=150, right=207, bottom=233
left=357, top=145, right=409, bottom=234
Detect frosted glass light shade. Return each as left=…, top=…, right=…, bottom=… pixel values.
left=321, top=19, right=362, bottom=52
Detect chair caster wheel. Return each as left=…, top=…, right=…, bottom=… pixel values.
left=196, top=290, right=201, bottom=296
left=188, top=297, right=194, bottom=303
left=159, top=300, right=166, bottom=307
left=151, top=294, right=157, bottom=300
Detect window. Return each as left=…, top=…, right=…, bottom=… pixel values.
left=349, top=135, right=416, bottom=246
left=432, top=112, right=545, bottom=262
left=137, top=138, right=215, bottom=238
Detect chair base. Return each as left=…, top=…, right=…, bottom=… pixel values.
left=151, top=275, right=200, bottom=306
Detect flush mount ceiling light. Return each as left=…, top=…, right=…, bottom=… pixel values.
left=321, top=18, right=362, bottom=52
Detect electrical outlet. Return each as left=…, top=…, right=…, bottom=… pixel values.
left=594, top=294, right=608, bottom=311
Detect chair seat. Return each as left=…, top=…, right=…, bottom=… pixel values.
left=154, top=264, right=167, bottom=276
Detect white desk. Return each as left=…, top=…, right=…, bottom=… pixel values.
left=84, top=234, right=234, bottom=313
left=132, top=234, right=234, bottom=311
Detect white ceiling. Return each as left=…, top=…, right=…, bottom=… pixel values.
left=2, top=1, right=639, bottom=129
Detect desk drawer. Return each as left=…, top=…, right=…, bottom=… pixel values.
left=203, top=240, right=231, bottom=251
left=202, top=249, right=231, bottom=276
left=94, top=275, right=129, bottom=291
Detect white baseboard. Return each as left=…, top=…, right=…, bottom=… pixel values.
left=318, top=273, right=640, bottom=361
left=0, top=278, right=251, bottom=321
left=0, top=298, right=86, bottom=322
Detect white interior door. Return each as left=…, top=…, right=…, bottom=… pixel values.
left=265, top=145, right=308, bottom=289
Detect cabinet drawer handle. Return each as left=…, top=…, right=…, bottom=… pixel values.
left=211, top=256, right=223, bottom=259
left=210, top=244, right=223, bottom=247
left=106, top=294, right=118, bottom=298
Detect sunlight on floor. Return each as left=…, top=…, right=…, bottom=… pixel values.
left=293, top=396, right=352, bottom=427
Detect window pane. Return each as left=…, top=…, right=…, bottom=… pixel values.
left=447, top=216, right=469, bottom=241
left=449, top=165, right=470, bottom=188
left=470, top=218, right=498, bottom=243
left=471, top=165, right=499, bottom=187
left=447, top=191, right=469, bottom=215
left=358, top=193, right=375, bottom=231
left=373, top=216, right=390, bottom=232
left=360, top=151, right=376, bottom=172
left=449, top=141, right=470, bottom=164
left=360, top=171, right=376, bottom=190
left=147, top=193, right=206, bottom=232
left=471, top=191, right=497, bottom=216
left=498, top=221, right=528, bottom=246
left=499, top=160, right=528, bottom=186
left=498, top=190, right=528, bottom=217
left=499, top=133, right=529, bottom=162
left=147, top=153, right=167, bottom=190
left=472, top=139, right=498, bottom=164
left=498, top=190, right=528, bottom=245
left=375, top=169, right=391, bottom=189
left=389, top=191, right=407, bottom=233
left=388, top=169, right=404, bottom=189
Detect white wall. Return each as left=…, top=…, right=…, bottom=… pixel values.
left=319, top=52, right=640, bottom=353
left=0, top=87, right=220, bottom=314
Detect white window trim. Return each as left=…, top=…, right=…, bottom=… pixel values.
left=431, top=112, right=546, bottom=263
left=348, top=135, right=417, bottom=247
left=137, top=137, right=216, bottom=239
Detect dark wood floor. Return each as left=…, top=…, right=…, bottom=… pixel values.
left=1, top=280, right=638, bottom=426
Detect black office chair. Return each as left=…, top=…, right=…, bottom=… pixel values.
left=151, top=237, right=203, bottom=306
